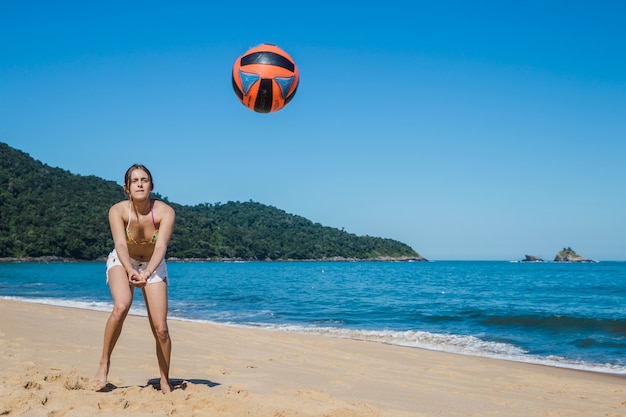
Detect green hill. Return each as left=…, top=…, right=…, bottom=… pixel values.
left=0, top=142, right=424, bottom=261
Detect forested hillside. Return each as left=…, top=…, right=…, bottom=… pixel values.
left=0, top=143, right=424, bottom=261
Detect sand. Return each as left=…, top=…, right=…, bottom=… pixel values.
left=0, top=298, right=624, bottom=416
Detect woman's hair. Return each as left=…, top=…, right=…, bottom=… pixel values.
left=124, top=164, right=154, bottom=194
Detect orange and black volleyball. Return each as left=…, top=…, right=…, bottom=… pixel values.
left=232, top=44, right=299, bottom=113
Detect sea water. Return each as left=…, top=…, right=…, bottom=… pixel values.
left=1, top=261, right=624, bottom=375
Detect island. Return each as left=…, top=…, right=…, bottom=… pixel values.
left=553, top=247, right=596, bottom=263
left=521, top=255, right=544, bottom=263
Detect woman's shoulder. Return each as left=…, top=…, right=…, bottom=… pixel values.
left=109, top=200, right=128, bottom=214
left=153, top=199, right=175, bottom=215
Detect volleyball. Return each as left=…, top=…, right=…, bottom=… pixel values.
left=231, top=44, right=299, bottom=113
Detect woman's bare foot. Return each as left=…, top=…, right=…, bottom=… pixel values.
left=93, top=362, right=109, bottom=390
left=160, top=377, right=172, bottom=394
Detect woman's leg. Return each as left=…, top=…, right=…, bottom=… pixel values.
left=94, top=266, right=133, bottom=387
left=143, top=281, right=171, bottom=393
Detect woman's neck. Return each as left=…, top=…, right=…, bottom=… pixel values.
left=131, top=198, right=152, bottom=215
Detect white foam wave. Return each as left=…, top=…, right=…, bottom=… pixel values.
left=1, top=296, right=148, bottom=317
left=251, top=324, right=626, bottom=376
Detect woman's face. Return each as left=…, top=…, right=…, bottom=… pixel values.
left=126, top=168, right=153, bottom=198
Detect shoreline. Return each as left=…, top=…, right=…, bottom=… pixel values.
left=4, top=295, right=626, bottom=377
left=1, top=298, right=625, bottom=416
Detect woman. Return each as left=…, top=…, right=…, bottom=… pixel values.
left=94, top=164, right=176, bottom=393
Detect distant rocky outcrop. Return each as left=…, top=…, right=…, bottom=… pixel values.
left=554, top=247, right=596, bottom=263
left=521, top=255, right=544, bottom=263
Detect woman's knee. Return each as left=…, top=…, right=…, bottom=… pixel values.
left=153, top=324, right=170, bottom=343
left=111, top=302, right=131, bottom=320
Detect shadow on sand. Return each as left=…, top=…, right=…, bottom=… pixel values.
left=148, top=377, right=220, bottom=391
left=97, top=378, right=220, bottom=393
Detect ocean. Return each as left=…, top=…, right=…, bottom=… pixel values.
left=1, top=260, right=625, bottom=375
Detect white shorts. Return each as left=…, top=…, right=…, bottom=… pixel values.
left=106, top=249, right=168, bottom=285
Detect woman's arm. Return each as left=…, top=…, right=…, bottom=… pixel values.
left=109, top=203, right=137, bottom=279
left=141, top=201, right=175, bottom=279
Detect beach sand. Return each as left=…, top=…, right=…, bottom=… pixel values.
left=0, top=298, right=624, bottom=416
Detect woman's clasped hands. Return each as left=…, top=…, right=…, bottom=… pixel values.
left=128, top=270, right=148, bottom=288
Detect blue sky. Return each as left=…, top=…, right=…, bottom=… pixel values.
left=1, top=1, right=625, bottom=260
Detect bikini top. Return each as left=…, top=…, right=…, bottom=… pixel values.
left=126, top=201, right=159, bottom=245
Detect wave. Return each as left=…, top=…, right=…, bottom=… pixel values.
left=1, top=296, right=148, bottom=317
left=265, top=325, right=626, bottom=376
left=482, top=313, right=626, bottom=336
left=572, top=337, right=626, bottom=349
